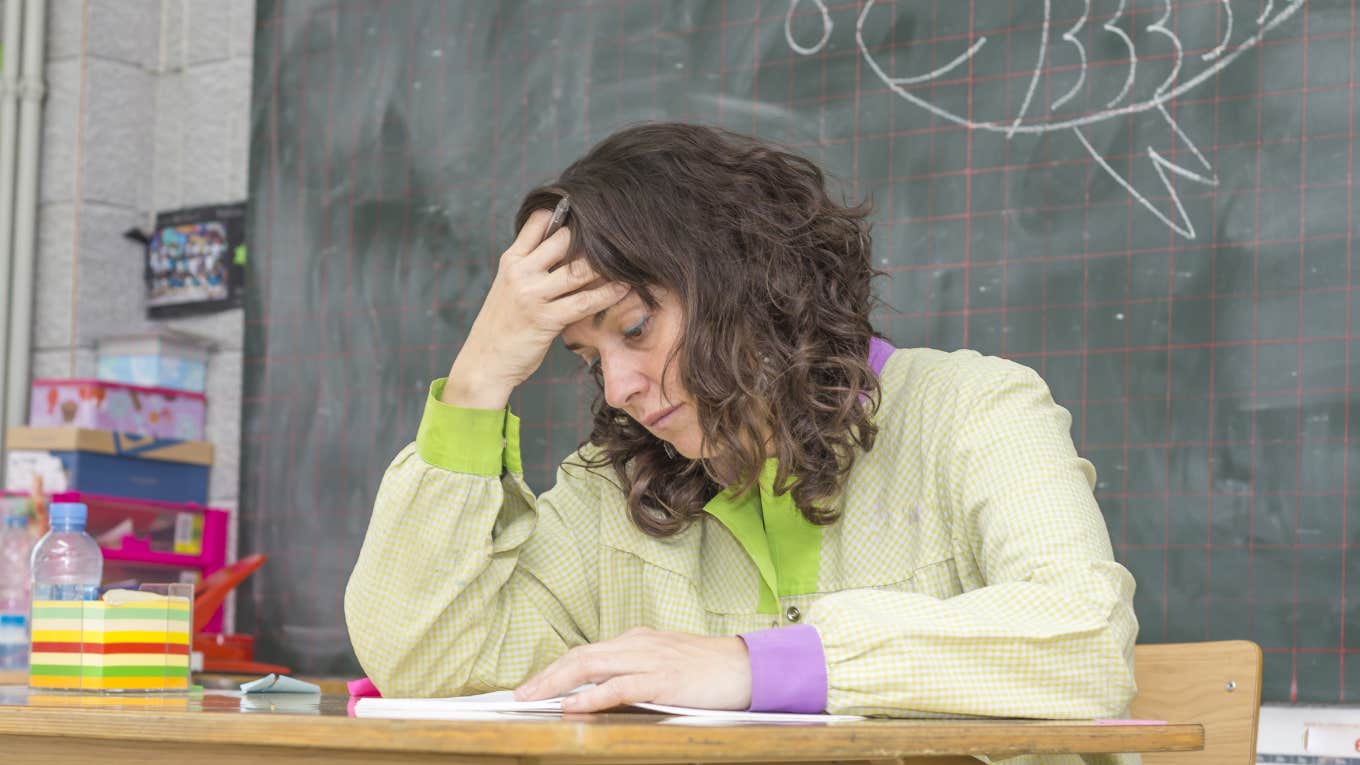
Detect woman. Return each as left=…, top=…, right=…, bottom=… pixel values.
left=345, top=123, right=1137, bottom=720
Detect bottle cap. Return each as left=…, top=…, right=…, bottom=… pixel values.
left=48, top=502, right=88, bottom=529
left=0, top=614, right=25, bottom=627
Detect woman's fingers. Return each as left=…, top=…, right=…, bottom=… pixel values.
left=561, top=675, right=656, bottom=714
left=539, top=258, right=606, bottom=301
left=519, top=225, right=575, bottom=274
left=515, top=631, right=751, bottom=713
left=506, top=211, right=619, bottom=309
left=516, top=646, right=653, bottom=701
left=514, top=648, right=588, bottom=700
left=503, top=208, right=555, bottom=258
left=546, top=281, right=630, bottom=326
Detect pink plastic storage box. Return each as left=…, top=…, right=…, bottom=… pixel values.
left=48, top=491, right=229, bottom=632
left=30, top=379, right=206, bottom=440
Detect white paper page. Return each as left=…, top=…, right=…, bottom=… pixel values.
left=354, top=689, right=864, bottom=724
left=354, top=704, right=564, bottom=722
left=356, top=689, right=566, bottom=714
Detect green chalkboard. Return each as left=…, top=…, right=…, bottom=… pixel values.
left=243, top=0, right=1358, bottom=701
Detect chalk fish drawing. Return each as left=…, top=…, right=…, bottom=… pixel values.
left=785, top=0, right=1306, bottom=239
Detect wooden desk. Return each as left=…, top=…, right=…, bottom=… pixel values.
left=0, top=685, right=1202, bottom=765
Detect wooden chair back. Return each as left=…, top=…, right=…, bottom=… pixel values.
left=1130, top=641, right=1263, bottom=765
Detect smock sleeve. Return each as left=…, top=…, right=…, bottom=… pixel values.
left=344, top=378, right=606, bottom=697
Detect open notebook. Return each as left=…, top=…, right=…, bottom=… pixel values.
left=353, top=688, right=863, bottom=725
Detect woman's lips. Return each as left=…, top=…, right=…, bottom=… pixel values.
left=646, top=404, right=682, bottom=429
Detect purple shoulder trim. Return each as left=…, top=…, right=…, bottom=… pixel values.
left=868, top=336, right=895, bottom=376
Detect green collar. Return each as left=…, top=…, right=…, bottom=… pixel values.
left=703, top=459, right=824, bottom=614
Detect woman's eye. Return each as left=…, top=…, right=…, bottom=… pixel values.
left=623, top=314, right=650, bottom=341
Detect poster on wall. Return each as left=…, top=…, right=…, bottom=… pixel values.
left=145, top=202, right=246, bottom=318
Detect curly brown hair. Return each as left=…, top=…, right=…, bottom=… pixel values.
left=515, top=123, right=882, bottom=537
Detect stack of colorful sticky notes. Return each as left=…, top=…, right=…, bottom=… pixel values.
left=29, top=590, right=191, bottom=691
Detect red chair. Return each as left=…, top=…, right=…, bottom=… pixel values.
left=192, top=554, right=292, bottom=675
left=193, top=553, right=266, bottom=633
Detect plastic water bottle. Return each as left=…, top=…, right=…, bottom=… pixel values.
left=0, top=512, right=33, bottom=670
left=30, top=503, right=103, bottom=603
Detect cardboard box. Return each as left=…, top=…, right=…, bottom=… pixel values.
left=5, top=428, right=212, bottom=504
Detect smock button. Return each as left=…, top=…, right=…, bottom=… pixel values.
left=784, top=606, right=801, bottom=623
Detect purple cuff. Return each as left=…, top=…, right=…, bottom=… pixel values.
left=738, top=624, right=828, bottom=714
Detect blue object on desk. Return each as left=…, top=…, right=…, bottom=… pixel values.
left=240, top=674, right=321, bottom=694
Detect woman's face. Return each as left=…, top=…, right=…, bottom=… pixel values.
left=561, top=287, right=704, bottom=459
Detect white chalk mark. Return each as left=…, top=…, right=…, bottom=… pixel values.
left=1147, top=0, right=1182, bottom=96
left=853, top=1, right=987, bottom=87
left=1148, top=143, right=1214, bottom=197
left=1073, top=103, right=1220, bottom=240
left=1103, top=0, right=1138, bottom=108
left=1007, top=0, right=1051, bottom=138
left=785, top=0, right=833, bottom=56
left=888, top=38, right=988, bottom=86
left=834, top=0, right=1308, bottom=239
left=1203, top=0, right=1233, bottom=61
left=852, top=0, right=1305, bottom=134
left=1073, top=125, right=1195, bottom=239
left=1051, top=0, right=1090, bottom=110
left=1146, top=150, right=1201, bottom=237
left=1156, top=102, right=1216, bottom=178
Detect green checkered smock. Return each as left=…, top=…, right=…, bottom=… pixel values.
left=346, top=347, right=1140, bottom=765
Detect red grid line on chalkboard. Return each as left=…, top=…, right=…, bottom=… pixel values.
left=1249, top=0, right=1267, bottom=696
left=1291, top=7, right=1309, bottom=702
left=1341, top=0, right=1354, bottom=700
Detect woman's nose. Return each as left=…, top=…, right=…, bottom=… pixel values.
left=601, top=357, right=647, bottom=410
